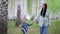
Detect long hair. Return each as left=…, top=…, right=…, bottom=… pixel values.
left=41, top=3, right=47, bottom=18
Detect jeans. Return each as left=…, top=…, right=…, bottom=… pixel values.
left=40, top=26, right=48, bottom=34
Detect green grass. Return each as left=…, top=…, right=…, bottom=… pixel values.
left=48, top=20, right=60, bottom=34
left=8, top=20, right=60, bottom=34
left=8, top=21, right=22, bottom=34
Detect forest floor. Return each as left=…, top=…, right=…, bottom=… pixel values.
left=8, top=20, right=60, bottom=34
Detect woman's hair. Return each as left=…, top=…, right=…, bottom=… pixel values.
left=41, top=3, right=47, bottom=18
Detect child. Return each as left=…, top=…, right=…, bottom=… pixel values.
left=21, top=16, right=33, bottom=34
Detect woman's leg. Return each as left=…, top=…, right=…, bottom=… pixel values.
left=40, top=27, right=44, bottom=34
left=43, top=26, right=48, bottom=34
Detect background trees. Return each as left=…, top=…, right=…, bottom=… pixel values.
left=15, top=5, right=21, bottom=27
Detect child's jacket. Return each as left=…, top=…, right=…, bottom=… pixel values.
left=22, top=22, right=32, bottom=32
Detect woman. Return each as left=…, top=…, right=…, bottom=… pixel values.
left=33, top=3, right=50, bottom=34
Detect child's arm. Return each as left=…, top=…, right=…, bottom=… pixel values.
left=26, top=23, right=33, bottom=26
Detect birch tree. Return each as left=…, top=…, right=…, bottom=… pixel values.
left=15, top=5, right=21, bottom=27
left=0, top=0, right=8, bottom=34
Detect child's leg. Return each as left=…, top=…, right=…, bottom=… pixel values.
left=43, top=26, right=48, bottom=34
left=22, top=30, right=26, bottom=34
left=40, top=27, right=44, bottom=34
left=22, top=28, right=27, bottom=34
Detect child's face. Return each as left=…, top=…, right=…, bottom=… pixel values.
left=22, top=18, right=27, bottom=22
left=24, top=18, right=26, bottom=21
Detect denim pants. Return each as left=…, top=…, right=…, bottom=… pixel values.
left=40, top=26, right=48, bottom=34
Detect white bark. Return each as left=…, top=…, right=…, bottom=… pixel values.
left=15, top=0, right=27, bottom=19
left=8, top=0, right=15, bottom=19
left=31, top=0, right=36, bottom=16
left=20, top=0, right=28, bottom=19
left=0, top=0, right=8, bottom=34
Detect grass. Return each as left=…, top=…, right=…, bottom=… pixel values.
left=8, top=20, right=60, bottom=34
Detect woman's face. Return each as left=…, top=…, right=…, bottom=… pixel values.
left=42, top=4, right=45, bottom=9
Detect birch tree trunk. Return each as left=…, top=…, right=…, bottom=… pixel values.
left=20, top=0, right=27, bottom=19
left=31, top=0, right=36, bottom=16
left=0, top=0, right=8, bottom=34
left=30, top=0, right=38, bottom=20
left=15, top=5, right=21, bottom=27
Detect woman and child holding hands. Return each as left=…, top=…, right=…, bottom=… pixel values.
left=21, top=3, right=50, bottom=34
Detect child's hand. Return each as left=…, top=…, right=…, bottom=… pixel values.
left=32, top=21, right=35, bottom=23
